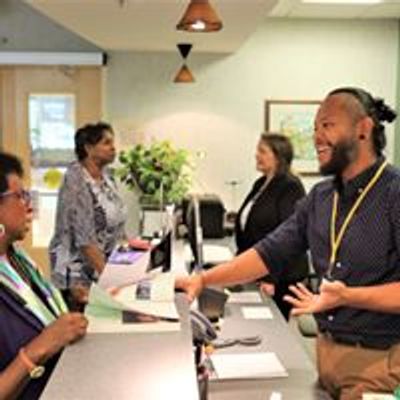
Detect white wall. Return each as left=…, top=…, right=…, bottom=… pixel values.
left=106, top=18, right=399, bottom=216
left=0, top=0, right=100, bottom=51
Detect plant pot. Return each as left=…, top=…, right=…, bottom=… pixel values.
left=139, top=201, right=176, bottom=238
left=139, top=194, right=161, bottom=210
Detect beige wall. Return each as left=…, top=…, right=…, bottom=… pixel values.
left=106, top=18, right=399, bottom=216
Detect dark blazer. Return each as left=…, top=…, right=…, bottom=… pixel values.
left=235, top=173, right=309, bottom=282
left=0, top=287, right=59, bottom=400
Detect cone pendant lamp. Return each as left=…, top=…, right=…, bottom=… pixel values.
left=174, top=64, right=195, bottom=83
left=176, top=0, right=223, bottom=32
left=174, top=43, right=195, bottom=83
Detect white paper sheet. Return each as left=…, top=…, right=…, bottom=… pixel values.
left=210, top=352, right=288, bottom=380
left=113, top=273, right=178, bottom=319
left=149, top=272, right=176, bottom=302
left=241, top=306, right=273, bottom=319
left=99, top=251, right=150, bottom=289
left=183, top=244, right=233, bottom=264
left=227, top=291, right=262, bottom=304
left=362, top=394, right=395, bottom=400
left=203, top=244, right=233, bottom=263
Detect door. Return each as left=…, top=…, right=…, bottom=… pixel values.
left=0, top=65, right=103, bottom=277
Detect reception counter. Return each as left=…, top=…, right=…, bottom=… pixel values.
left=42, top=239, right=327, bottom=399
left=41, top=296, right=199, bottom=400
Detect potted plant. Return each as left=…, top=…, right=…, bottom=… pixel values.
left=116, top=140, right=192, bottom=208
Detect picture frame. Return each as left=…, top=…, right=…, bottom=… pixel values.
left=265, top=100, right=321, bottom=175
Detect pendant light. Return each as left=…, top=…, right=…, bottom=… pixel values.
left=174, top=43, right=195, bottom=83
left=176, top=0, right=223, bottom=32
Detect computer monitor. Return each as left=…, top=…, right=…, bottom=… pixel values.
left=186, top=196, right=233, bottom=272
left=186, top=196, right=204, bottom=271
left=148, top=230, right=172, bottom=273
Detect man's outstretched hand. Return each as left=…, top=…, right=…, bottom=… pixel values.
left=175, top=274, right=204, bottom=303
left=284, top=279, right=347, bottom=316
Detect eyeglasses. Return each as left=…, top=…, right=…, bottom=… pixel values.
left=0, top=189, right=32, bottom=205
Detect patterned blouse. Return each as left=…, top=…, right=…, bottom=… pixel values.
left=49, top=161, right=127, bottom=289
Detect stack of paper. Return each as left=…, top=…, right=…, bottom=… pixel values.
left=209, top=352, right=288, bottom=380
left=241, top=306, right=274, bottom=320
left=85, top=273, right=180, bottom=333
left=227, top=291, right=262, bottom=304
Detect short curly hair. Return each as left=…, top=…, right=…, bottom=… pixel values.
left=74, top=122, right=114, bottom=161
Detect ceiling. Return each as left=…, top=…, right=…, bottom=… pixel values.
left=25, top=0, right=400, bottom=53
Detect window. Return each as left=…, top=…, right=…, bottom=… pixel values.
left=29, top=94, right=75, bottom=247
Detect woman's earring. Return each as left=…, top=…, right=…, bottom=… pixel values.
left=0, top=224, right=5, bottom=238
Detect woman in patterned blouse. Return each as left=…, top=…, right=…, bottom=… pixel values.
left=49, top=122, right=127, bottom=309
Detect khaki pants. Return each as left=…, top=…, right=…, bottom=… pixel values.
left=317, top=334, right=400, bottom=400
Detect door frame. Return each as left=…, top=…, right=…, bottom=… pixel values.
left=0, top=65, right=103, bottom=276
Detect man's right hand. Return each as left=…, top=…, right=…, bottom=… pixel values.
left=175, top=274, right=204, bottom=303
left=259, top=282, right=275, bottom=297
left=27, top=313, right=88, bottom=363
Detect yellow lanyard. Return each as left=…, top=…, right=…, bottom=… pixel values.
left=329, top=160, right=388, bottom=272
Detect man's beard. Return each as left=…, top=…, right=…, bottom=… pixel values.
left=319, top=138, right=358, bottom=176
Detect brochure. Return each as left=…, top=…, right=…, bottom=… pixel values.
left=85, top=272, right=180, bottom=333
left=107, top=246, right=145, bottom=265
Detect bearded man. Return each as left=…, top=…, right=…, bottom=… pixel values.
left=177, top=87, right=400, bottom=400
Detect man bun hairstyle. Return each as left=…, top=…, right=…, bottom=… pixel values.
left=329, top=87, right=397, bottom=156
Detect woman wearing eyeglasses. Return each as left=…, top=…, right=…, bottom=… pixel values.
left=0, top=152, right=87, bottom=399
left=49, top=122, right=127, bottom=308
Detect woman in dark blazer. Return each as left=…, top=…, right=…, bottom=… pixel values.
left=0, top=152, right=87, bottom=399
left=234, top=133, right=309, bottom=320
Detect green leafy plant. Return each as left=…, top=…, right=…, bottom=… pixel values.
left=116, top=140, right=192, bottom=205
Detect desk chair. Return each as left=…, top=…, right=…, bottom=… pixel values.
left=297, top=268, right=319, bottom=337
left=290, top=267, right=319, bottom=365
left=297, top=314, right=318, bottom=338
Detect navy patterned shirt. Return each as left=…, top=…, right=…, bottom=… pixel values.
left=255, top=157, right=400, bottom=347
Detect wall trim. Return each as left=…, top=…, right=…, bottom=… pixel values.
left=0, top=52, right=107, bottom=66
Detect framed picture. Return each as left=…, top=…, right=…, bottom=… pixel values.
left=265, top=100, right=321, bottom=175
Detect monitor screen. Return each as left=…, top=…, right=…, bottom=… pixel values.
left=148, top=230, right=172, bottom=273
left=186, top=197, right=204, bottom=271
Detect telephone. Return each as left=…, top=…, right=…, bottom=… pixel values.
left=198, top=287, right=228, bottom=322
left=189, top=309, right=218, bottom=344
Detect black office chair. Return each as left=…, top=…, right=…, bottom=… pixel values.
left=296, top=265, right=319, bottom=338
left=185, top=195, right=233, bottom=272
